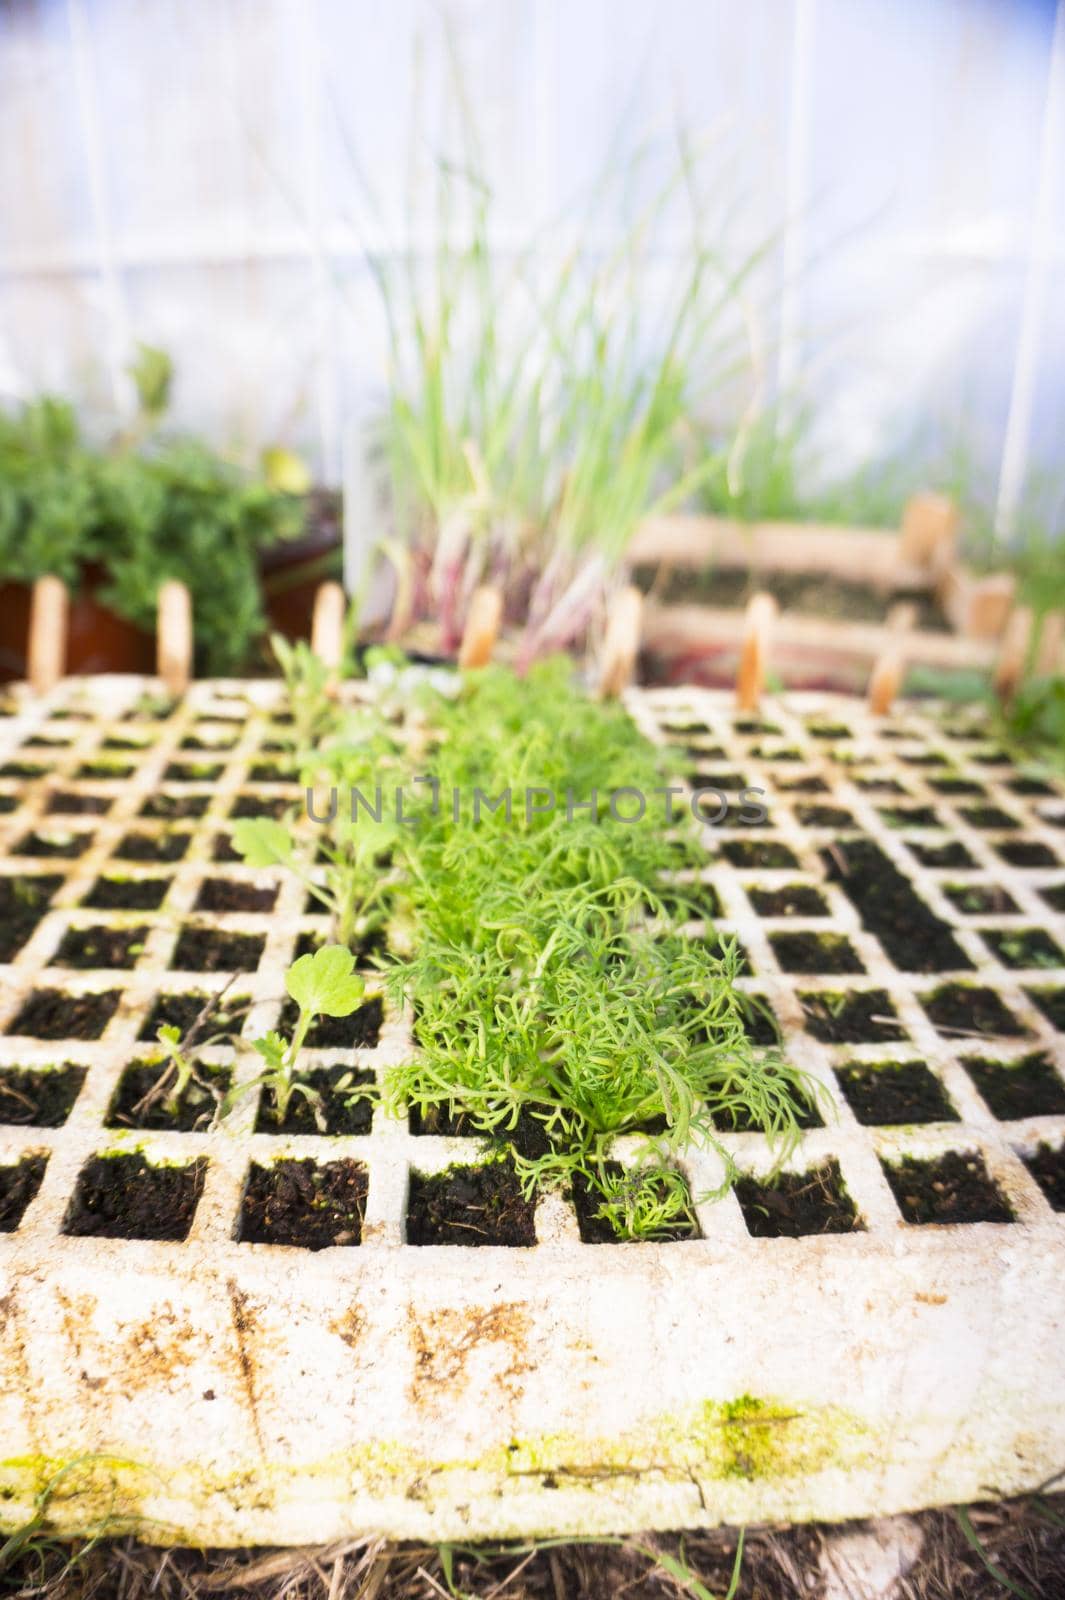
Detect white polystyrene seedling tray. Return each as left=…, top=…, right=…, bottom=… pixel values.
left=0, top=674, right=1062, bottom=1545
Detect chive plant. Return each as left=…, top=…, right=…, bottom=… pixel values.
left=245, top=651, right=823, bottom=1239
left=364, top=60, right=763, bottom=663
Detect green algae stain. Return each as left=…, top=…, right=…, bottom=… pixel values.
left=0, top=1396, right=871, bottom=1539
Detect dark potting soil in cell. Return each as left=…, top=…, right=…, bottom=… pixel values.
left=995, top=839, right=1059, bottom=868
left=407, top=1158, right=536, bottom=1247
left=881, top=1150, right=1012, bottom=1226
left=942, top=883, right=1020, bottom=916
left=293, top=926, right=388, bottom=966
left=748, top=885, right=829, bottom=917
left=140, top=794, right=209, bottom=820
left=1026, top=987, right=1065, bottom=1031
left=0, top=1155, right=47, bottom=1230
left=181, top=732, right=239, bottom=752
left=835, top=1061, right=956, bottom=1126
left=0, top=874, right=61, bottom=960
left=921, top=984, right=1026, bottom=1039
left=927, top=776, right=986, bottom=796
left=212, top=832, right=242, bottom=863
left=821, top=838, right=971, bottom=973
left=138, top=991, right=248, bottom=1044
left=775, top=774, right=831, bottom=794
left=898, top=750, right=948, bottom=768
left=571, top=1165, right=699, bottom=1243
left=907, top=839, right=976, bottom=869
left=1008, top=775, right=1057, bottom=796
left=13, top=830, right=92, bottom=859
left=248, top=763, right=298, bottom=784
left=719, top=839, right=799, bottom=869
left=735, top=1160, right=862, bottom=1239
left=84, top=876, right=170, bottom=911
left=64, top=1152, right=206, bottom=1240
left=0, top=761, right=49, bottom=779
left=76, top=760, right=135, bottom=780
left=806, top=722, right=851, bottom=740
left=54, top=924, right=147, bottom=969
left=770, top=932, right=864, bottom=975
left=963, top=1052, right=1065, bottom=1120
left=0, top=796, right=19, bottom=814
left=195, top=878, right=279, bottom=914
left=0, top=1065, right=86, bottom=1127
left=800, top=989, right=906, bottom=1044
left=239, top=1158, right=366, bottom=1249
left=794, top=804, right=856, bottom=828
left=163, top=762, right=224, bottom=783
left=8, top=989, right=120, bottom=1040
left=256, top=1066, right=375, bottom=1135
left=106, top=1060, right=230, bottom=1132
left=114, top=831, right=191, bottom=863
left=979, top=928, right=1064, bottom=970
left=878, top=805, right=943, bottom=829
left=102, top=735, right=151, bottom=752
left=854, top=776, right=908, bottom=795
left=170, top=928, right=265, bottom=974
left=229, top=795, right=290, bottom=821
left=1039, top=883, right=1065, bottom=913
left=1023, top=1144, right=1065, bottom=1210
left=278, top=994, right=383, bottom=1048
left=962, top=806, right=1021, bottom=831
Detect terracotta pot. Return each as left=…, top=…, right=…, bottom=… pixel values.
left=0, top=567, right=155, bottom=683
left=259, top=491, right=342, bottom=641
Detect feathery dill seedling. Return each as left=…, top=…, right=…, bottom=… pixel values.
left=365, top=659, right=823, bottom=1236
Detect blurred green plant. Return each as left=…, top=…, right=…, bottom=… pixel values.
left=0, top=347, right=305, bottom=675
left=364, top=44, right=763, bottom=661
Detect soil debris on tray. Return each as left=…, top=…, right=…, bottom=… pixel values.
left=238, top=1157, right=367, bottom=1249
left=63, top=1152, right=206, bottom=1240
left=962, top=1051, right=1065, bottom=1120
left=53, top=924, right=148, bottom=969
left=106, top=1060, right=230, bottom=1131
left=835, top=1060, right=957, bottom=1125
left=0, top=1064, right=86, bottom=1127
left=800, top=988, right=906, bottom=1043
left=881, top=1149, right=1013, bottom=1226
left=7, top=988, right=121, bottom=1040
left=921, top=984, right=1027, bottom=1039
left=734, top=1159, right=862, bottom=1237
left=0, top=873, right=63, bottom=960
left=1022, top=1142, right=1065, bottom=1209
left=406, top=1157, right=536, bottom=1246
left=0, top=1153, right=48, bottom=1229
left=821, top=837, right=972, bottom=973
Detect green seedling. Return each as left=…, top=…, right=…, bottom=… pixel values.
left=271, top=632, right=336, bottom=750
left=224, top=945, right=368, bottom=1127
left=593, top=1162, right=698, bottom=1243
left=233, top=813, right=401, bottom=955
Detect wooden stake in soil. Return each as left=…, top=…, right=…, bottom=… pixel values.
left=598, top=585, right=643, bottom=699
left=899, top=492, right=959, bottom=571
left=993, top=606, right=1034, bottom=702
left=157, top=580, right=192, bottom=696
left=736, top=592, right=776, bottom=711
left=868, top=601, right=915, bottom=716
left=311, top=582, right=346, bottom=670
left=458, top=585, right=503, bottom=670
left=27, top=576, right=68, bottom=694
